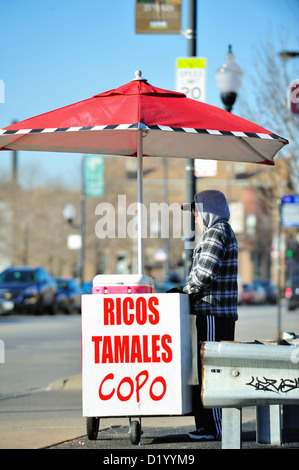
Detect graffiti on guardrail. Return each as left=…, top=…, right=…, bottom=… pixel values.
left=246, top=376, right=299, bottom=394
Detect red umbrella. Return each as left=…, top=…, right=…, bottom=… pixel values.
left=0, top=71, right=288, bottom=272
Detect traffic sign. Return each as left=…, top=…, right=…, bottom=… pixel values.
left=281, top=194, right=299, bottom=227
left=290, top=80, right=299, bottom=117
left=176, top=57, right=206, bottom=102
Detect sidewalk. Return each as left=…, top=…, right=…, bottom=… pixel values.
left=0, top=374, right=256, bottom=449
left=0, top=376, right=85, bottom=449
left=1, top=374, right=297, bottom=450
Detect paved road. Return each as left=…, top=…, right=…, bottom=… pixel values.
left=0, top=314, right=81, bottom=397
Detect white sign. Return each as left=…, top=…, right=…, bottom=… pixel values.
left=281, top=194, right=299, bottom=227
left=229, top=201, right=244, bottom=234
left=176, top=57, right=206, bottom=102
left=67, top=234, right=82, bottom=250
left=82, top=293, right=192, bottom=417
left=194, top=159, right=217, bottom=177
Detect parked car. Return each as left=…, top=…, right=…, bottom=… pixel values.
left=55, top=278, right=82, bottom=314
left=0, top=266, right=57, bottom=315
left=241, top=284, right=254, bottom=304
left=81, top=281, right=92, bottom=294
left=259, top=280, right=278, bottom=304
left=237, top=275, right=243, bottom=304
left=241, top=282, right=267, bottom=304
left=285, top=261, right=299, bottom=311
left=285, top=284, right=299, bottom=310
left=250, top=281, right=267, bottom=304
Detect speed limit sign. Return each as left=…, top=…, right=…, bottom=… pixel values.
left=176, top=57, right=206, bottom=103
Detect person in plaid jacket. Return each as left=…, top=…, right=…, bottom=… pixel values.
left=182, top=190, right=238, bottom=441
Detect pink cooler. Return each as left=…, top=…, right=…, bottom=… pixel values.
left=92, top=274, right=155, bottom=295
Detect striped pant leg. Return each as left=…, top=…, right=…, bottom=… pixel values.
left=195, top=315, right=235, bottom=438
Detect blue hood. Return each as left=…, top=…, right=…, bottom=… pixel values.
left=194, top=190, right=230, bottom=229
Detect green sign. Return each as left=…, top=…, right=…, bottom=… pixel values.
left=84, top=155, right=104, bottom=197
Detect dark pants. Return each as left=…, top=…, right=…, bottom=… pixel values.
left=192, top=315, right=235, bottom=438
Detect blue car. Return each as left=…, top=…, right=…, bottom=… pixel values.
left=0, top=266, right=57, bottom=315
left=55, top=278, right=82, bottom=314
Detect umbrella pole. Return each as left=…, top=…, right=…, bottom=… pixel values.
left=137, top=130, right=144, bottom=275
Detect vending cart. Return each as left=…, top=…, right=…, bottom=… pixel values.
left=81, top=274, right=193, bottom=444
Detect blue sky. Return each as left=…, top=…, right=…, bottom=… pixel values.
left=0, top=0, right=298, bottom=188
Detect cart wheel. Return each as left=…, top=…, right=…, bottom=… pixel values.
left=129, top=420, right=141, bottom=445
left=86, top=417, right=100, bottom=440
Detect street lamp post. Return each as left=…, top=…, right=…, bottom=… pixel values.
left=63, top=201, right=84, bottom=285
left=215, top=45, right=243, bottom=113
left=184, top=0, right=197, bottom=281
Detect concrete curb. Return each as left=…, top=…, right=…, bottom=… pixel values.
left=46, top=374, right=82, bottom=391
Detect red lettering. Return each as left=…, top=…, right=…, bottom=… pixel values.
left=91, top=336, right=102, bottom=363
left=148, top=297, right=159, bottom=324
left=149, top=376, right=167, bottom=401
left=102, top=296, right=160, bottom=326
left=117, top=376, right=134, bottom=401
left=98, top=371, right=167, bottom=403
left=101, top=336, right=114, bottom=363
left=103, top=298, right=114, bottom=325
left=136, top=297, right=147, bottom=325
left=135, top=370, right=149, bottom=402
left=142, top=336, right=151, bottom=363
left=161, top=334, right=173, bottom=363
left=152, top=335, right=160, bottom=362
left=116, top=297, right=122, bottom=325
left=130, top=335, right=143, bottom=362
left=114, top=335, right=130, bottom=363
left=99, top=373, right=114, bottom=400
left=92, top=334, right=173, bottom=364
left=123, top=297, right=134, bottom=325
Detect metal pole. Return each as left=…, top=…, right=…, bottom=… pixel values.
left=79, top=154, right=86, bottom=285
left=137, top=130, right=144, bottom=275
left=277, top=198, right=282, bottom=340
left=184, top=0, right=197, bottom=280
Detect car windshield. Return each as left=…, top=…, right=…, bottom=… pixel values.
left=0, top=270, right=36, bottom=283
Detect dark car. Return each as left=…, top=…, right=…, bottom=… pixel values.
left=285, top=261, right=299, bottom=311
left=286, top=284, right=299, bottom=310
left=285, top=271, right=299, bottom=311
left=259, top=280, right=278, bottom=304
left=241, top=282, right=266, bottom=304
left=55, top=278, right=82, bottom=314
left=0, top=266, right=57, bottom=315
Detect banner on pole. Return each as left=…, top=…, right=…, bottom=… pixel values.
left=85, top=155, right=105, bottom=198
left=135, top=0, right=182, bottom=34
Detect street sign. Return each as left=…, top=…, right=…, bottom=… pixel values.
left=281, top=194, right=299, bottom=227
left=194, top=159, right=217, bottom=177
left=84, top=155, right=105, bottom=198
left=176, top=57, right=206, bottom=102
left=290, top=79, right=299, bottom=117
left=135, top=0, right=182, bottom=34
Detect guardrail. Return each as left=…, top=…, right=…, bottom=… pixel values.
left=201, top=340, right=299, bottom=449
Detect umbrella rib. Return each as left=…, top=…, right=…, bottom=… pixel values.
left=238, top=136, right=271, bottom=163
left=0, top=132, right=32, bottom=150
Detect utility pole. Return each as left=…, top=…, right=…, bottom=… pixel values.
left=184, top=0, right=197, bottom=280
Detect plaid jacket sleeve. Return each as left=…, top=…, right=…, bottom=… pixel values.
left=183, top=227, right=226, bottom=294
left=182, top=223, right=238, bottom=319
